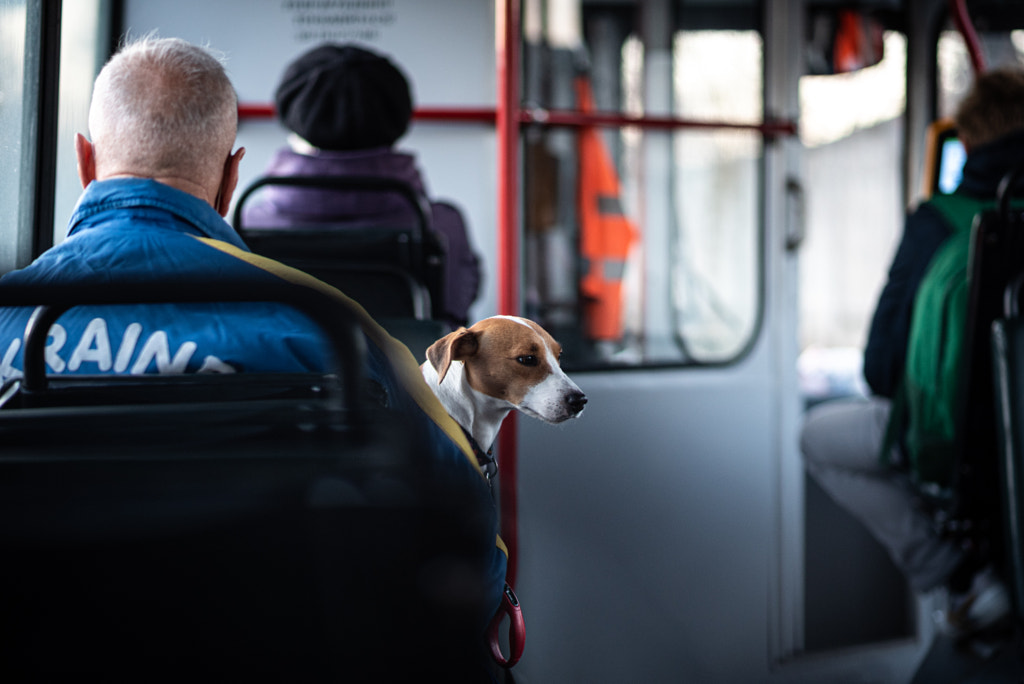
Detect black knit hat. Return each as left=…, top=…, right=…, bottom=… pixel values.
left=274, top=43, right=413, bottom=151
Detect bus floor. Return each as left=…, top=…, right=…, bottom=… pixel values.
left=911, top=627, right=1024, bottom=682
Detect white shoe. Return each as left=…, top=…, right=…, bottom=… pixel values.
left=935, top=566, right=1012, bottom=639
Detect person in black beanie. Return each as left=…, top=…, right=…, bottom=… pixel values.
left=275, top=43, right=413, bottom=152
left=243, top=43, right=482, bottom=330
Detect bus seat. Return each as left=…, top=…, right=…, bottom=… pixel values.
left=239, top=229, right=434, bottom=319
left=378, top=315, right=449, bottom=363
left=935, top=166, right=1024, bottom=559
left=0, top=280, right=492, bottom=681
left=232, top=175, right=447, bottom=323
left=992, top=274, right=1024, bottom=625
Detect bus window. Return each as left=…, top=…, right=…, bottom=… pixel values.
left=52, top=0, right=111, bottom=246
left=671, top=30, right=762, bottom=363
left=0, top=0, right=29, bottom=274
left=797, top=30, right=906, bottom=406
left=937, top=25, right=1024, bottom=120
left=0, top=1, right=106, bottom=272
left=522, top=1, right=764, bottom=369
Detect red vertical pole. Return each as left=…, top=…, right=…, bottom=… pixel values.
left=949, top=0, right=986, bottom=74
left=496, top=0, right=521, bottom=587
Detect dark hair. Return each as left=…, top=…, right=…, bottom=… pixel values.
left=955, top=67, right=1024, bottom=150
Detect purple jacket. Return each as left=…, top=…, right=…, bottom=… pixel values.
left=241, top=145, right=481, bottom=328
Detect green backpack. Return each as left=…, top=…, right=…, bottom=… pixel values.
left=891, top=192, right=994, bottom=486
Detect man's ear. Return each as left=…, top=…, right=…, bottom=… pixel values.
left=75, top=134, right=96, bottom=189
left=215, top=147, right=245, bottom=217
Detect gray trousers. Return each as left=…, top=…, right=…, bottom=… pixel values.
left=801, top=396, right=963, bottom=593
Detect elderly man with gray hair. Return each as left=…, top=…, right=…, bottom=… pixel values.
left=76, top=36, right=244, bottom=216
left=0, top=35, right=507, bottom=654
left=0, top=36, right=266, bottom=376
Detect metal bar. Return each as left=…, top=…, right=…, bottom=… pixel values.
left=238, top=101, right=799, bottom=139
left=18, top=0, right=63, bottom=265
left=413, top=107, right=498, bottom=123
left=521, top=107, right=798, bottom=138
left=237, top=103, right=276, bottom=119
left=231, top=174, right=432, bottom=239
left=238, top=103, right=498, bottom=124
left=949, top=0, right=986, bottom=75
left=2, top=280, right=366, bottom=424
left=496, top=0, right=521, bottom=589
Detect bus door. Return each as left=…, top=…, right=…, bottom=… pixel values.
left=512, top=1, right=809, bottom=680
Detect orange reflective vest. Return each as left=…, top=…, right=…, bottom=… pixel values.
left=576, top=77, right=639, bottom=341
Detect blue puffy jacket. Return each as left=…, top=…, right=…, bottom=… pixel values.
left=0, top=177, right=507, bottom=618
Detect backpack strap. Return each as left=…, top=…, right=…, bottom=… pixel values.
left=929, top=193, right=1001, bottom=287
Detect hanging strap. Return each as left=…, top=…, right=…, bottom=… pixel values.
left=487, top=582, right=525, bottom=668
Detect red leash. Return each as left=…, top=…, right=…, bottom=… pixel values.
left=487, top=582, right=525, bottom=668
left=497, top=413, right=518, bottom=586
left=488, top=413, right=524, bottom=667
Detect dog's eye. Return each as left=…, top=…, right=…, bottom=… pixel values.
left=516, top=355, right=539, bottom=366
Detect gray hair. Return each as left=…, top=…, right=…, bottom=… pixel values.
left=88, top=36, right=238, bottom=184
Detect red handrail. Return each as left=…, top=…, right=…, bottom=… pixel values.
left=236, top=103, right=498, bottom=122
left=949, top=0, right=985, bottom=74
left=521, top=107, right=796, bottom=137
left=238, top=101, right=797, bottom=139
left=496, top=0, right=522, bottom=590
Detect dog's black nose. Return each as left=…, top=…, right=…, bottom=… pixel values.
left=566, top=390, right=587, bottom=414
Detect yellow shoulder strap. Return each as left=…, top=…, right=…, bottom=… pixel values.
left=193, top=236, right=476, bottom=464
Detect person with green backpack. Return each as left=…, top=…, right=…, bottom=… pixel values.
left=802, top=67, right=1024, bottom=638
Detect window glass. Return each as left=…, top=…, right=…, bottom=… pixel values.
left=522, top=18, right=764, bottom=369
left=797, top=32, right=906, bottom=404
left=0, top=0, right=27, bottom=274
left=53, top=0, right=106, bottom=244
left=937, top=29, right=1024, bottom=120
left=670, top=30, right=762, bottom=362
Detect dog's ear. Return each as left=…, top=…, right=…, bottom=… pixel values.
left=426, top=327, right=479, bottom=384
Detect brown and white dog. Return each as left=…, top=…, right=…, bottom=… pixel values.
left=421, top=316, right=587, bottom=472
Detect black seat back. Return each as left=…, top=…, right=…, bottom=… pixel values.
left=945, top=167, right=1024, bottom=554
left=233, top=175, right=447, bottom=321
left=992, top=274, right=1024, bottom=625
left=0, top=280, right=491, bottom=680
